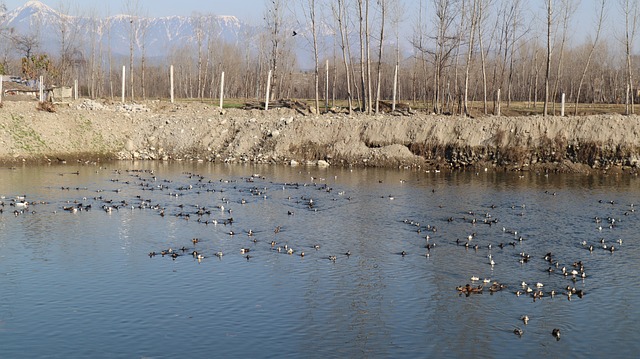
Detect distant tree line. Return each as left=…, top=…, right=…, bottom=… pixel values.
left=1, top=0, right=639, bottom=116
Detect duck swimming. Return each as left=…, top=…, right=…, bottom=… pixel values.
left=457, top=284, right=483, bottom=295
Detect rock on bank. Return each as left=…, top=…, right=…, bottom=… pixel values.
left=1, top=100, right=639, bottom=173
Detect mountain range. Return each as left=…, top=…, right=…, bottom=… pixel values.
left=0, top=1, right=249, bottom=61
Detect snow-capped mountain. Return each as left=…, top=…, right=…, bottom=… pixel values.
left=0, top=1, right=248, bottom=59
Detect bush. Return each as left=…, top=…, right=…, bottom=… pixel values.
left=36, top=101, right=56, bottom=113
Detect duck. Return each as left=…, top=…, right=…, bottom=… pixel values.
left=456, top=283, right=483, bottom=295
left=521, top=315, right=529, bottom=325
left=489, top=282, right=506, bottom=292
left=552, top=328, right=561, bottom=340
left=514, top=328, right=523, bottom=336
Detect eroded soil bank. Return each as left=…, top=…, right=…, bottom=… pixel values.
left=1, top=99, right=639, bottom=174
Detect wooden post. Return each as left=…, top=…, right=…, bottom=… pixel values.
left=561, top=93, right=565, bottom=116
left=325, top=59, right=329, bottom=112
left=74, top=79, right=78, bottom=100
left=496, top=88, right=501, bottom=116
left=39, top=76, right=44, bottom=103
left=392, top=64, right=398, bottom=112
left=219, top=71, right=225, bottom=109
left=170, top=65, right=174, bottom=104
left=265, top=70, right=272, bottom=111
left=121, top=65, right=126, bottom=103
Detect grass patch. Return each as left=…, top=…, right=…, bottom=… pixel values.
left=0, top=114, right=49, bottom=153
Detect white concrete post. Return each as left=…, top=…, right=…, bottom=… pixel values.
left=496, top=88, right=501, bottom=116
left=39, top=76, right=44, bottom=103
left=265, top=70, right=272, bottom=111
left=74, top=79, right=78, bottom=100
left=121, top=65, right=126, bottom=103
left=219, top=71, right=225, bottom=109
left=561, top=93, right=565, bottom=116
left=392, top=64, right=398, bottom=112
left=170, top=65, right=174, bottom=104
left=325, top=59, right=329, bottom=112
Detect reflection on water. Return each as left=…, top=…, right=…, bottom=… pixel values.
left=1, top=162, right=640, bottom=358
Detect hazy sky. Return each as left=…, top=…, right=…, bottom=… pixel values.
left=0, top=0, right=619, bottom=46
left=2, top=0, right=266, bottom=21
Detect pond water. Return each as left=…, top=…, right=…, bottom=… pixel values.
left=0, top=162, right=639, bottom=358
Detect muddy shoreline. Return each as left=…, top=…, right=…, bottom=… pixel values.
left=1, top=99, right=639, bottom=174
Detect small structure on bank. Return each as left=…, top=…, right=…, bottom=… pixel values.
left=1, top=78, right=72, bottom=102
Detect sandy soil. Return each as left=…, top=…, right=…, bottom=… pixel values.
left=1, top=99, right=639, bottom=172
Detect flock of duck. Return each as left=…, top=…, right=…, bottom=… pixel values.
left=396, top=182, right=634, bottom=341
left=2, top=165, right=635, bottom=345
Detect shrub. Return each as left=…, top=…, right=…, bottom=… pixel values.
left=36, top=101, right=56, bottom=113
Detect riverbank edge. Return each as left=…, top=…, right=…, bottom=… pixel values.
left=1, top=101, right=639, bottom=174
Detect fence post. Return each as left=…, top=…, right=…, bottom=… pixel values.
left=496, top=88, right=501, bottom=116
left=39, top=76, right=44, bottom=103
left=170, top=65, right=174, bottom=104
left=0, top=78, right=3, bottom=105
left=325, top=59, right=329, bottom=112
left=121, top=66, right=126, bottom=103
left=392, top=64, right=398, bottom=112
left=74, top=79, right=78, bottom=100
left=219, top=71, right=225, bottom=109
left=561, top=93, right=565, bottom=116
left=265, top=70, right=272, bottom=111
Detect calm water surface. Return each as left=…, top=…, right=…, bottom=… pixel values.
left=0, top=162, right=639, bottom=358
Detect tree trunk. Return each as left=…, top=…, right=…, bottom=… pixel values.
left=544, top=0, right=552, bottom=117
left=575, top=0, right=604, bottom=115
left=375, top=0, right=386, bottom=114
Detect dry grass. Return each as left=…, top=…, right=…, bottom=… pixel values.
left=36, top=101, right=56, bottom=113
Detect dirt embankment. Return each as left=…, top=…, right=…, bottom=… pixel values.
left=1, top=99, right=639, bottom=173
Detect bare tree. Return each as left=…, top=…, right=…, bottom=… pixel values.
left=124, top=0, right=143, bottom=101
left=265, top=0, right=288, bottom=100
left=552, top=0, right=577, bottom=114
left=463, top=0, right=479, bottom=116
left=308, top=0, right=320, bottom=114
left=544, top=0, right=553, bottom=117
left=375, top=0, right=387, bottom=114
left=431, top=0, right=459, bottom=114
left=621, top=0, right=639, bottom=115
left=333, top=0, right=352, bottom=113
left=575, top=0, right=605, bottom=115
left=476, top=0, right=492, bottom=114
left=389, top=0, right=405, bottom=111
left=138, top=14, right=149, bottom=100
left=193, top=13, right=206, bottom=99
left=54, top=1, right=80, bottom=86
